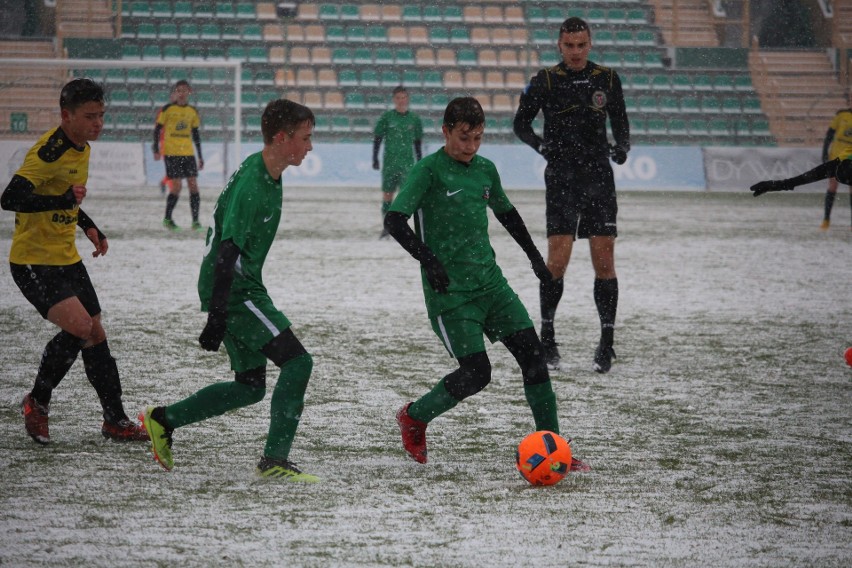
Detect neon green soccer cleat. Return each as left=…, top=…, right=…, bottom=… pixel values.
left=162, top=219, right=180, bottom=231
left=256, top=457, right=320, bottom=483
left=191, top=222, right=204, bottom=232
left=139, top=407, right=174, bottom=471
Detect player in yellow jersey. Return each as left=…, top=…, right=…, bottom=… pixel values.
left=819, top=90, right=852, bottom=230
left=153, top=80, right=204, bottom=231
left=1, top=78, right=148, bottom=444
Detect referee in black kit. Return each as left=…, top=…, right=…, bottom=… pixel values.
left=514, top=16, right=630, bottom=374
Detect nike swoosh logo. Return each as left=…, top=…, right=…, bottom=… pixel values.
left=263, top=214, right=274, bottom=222
left=446, top=189, right=463, bottom=197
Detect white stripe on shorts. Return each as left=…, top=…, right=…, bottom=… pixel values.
left=436, top=314, right=456, bottom=358
left=244, top=300, right=281, bottom=336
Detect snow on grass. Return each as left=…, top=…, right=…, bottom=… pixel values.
left=0, top=185, right=849, bottom=567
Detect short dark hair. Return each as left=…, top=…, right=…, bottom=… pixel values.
left=443, top=97, right=485, bottom=130
left=560, top=17, right=590, bottom=35
left=59, top=78, right=105, bottom=111
left=261, top=98, right=315, bottom=144
left=392, top=85, right=407, bottom=96
left=172, top=80, right=191, bottom=92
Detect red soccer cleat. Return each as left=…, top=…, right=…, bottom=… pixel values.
left=101, top=418, right=150, bottom=442
left=570, top=456, right=592, bottom=473
left=21, top=393, right=50, bottom=445
left=396, top=402, right=428, bottom=463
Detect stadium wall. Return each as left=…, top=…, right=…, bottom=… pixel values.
left=0, top=141, right=823, bottom=192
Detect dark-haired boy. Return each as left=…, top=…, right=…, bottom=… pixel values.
left=1, top=78, right=148, bottom=444
left=140, top=99, right=319, bottom=481
left=385, top=97, right=589, bottom=472
left=154, top=80, right=204, bottom=231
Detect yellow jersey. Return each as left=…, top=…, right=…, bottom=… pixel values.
left=156, top=103, right=201, bottom=157
left=827, top=108, right=852, bottom=161
left=9, top=127, right=88, bottom=266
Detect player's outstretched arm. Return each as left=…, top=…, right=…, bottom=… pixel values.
left=384, top=211, right=449, bottom=293
left=199, top=239, right=240, bottom=351
left=495, top=208, right=551, bottom=282
left=77, top=209, right=108, bottom=257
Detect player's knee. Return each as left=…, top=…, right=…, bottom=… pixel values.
left=444, top=353, right=492, bottom=400
left=235, top=366, right=267, bottom=390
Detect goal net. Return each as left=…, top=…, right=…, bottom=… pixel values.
left=0, top=58, right=243, bottom=186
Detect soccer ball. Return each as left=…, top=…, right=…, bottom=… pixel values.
left=516, top=430, right=572, bottom=486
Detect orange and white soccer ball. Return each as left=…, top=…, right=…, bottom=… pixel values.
left=516, top=430, right=573, bottom=486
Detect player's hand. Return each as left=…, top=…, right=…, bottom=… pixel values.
left=153, top=152, right=161, bottom=161
left=419, top=249, right=450, bottom=294
left=530, top=256, right=552, bottom=283
left=373, top=159, right=380, bottom=170
left=86, top=228, right=108, bottom=257
left=199, top=312, right=227, bottom=352
left=198, top=158, right=204, bottom=171
left=609, top=145, right=628, bottom=165
left=750, top=180, right=794, bottom=197
left=71, top=184, right=86, bottom=205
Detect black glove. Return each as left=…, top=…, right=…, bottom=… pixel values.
left=530, top=256, right=552, bottom=283
left=750, top=180, right=794, bottom=197
left=198, top=311, right=227, bottom=352
left=372, top=159, right=380, bottom=170
left=419, top=249, right=450, bottom=294
left=609, top=145, right=628, bottom=165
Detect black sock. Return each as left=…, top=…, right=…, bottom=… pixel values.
left=190, top=192, right=200, bottom=223
left=824, top=191, right=835, bottom=221
left=165, top=193, right=179, bottom=221
left=81, top=341, right=128, bottom=423
left=151, top=406, right=173, bottom=433
left=594, top=278, right=618, bottom=347
left=31, top=331, right=83, bottom=405
left=539, top=277, right=564, bottom=344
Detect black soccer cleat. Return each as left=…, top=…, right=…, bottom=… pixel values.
left=542, top=338, right=562, bottom=371
left=593, top=343, right=616, bottom=374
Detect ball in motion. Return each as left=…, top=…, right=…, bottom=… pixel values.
left=516, top=430, right=573, bottom=486
left=845, top=347, right=852, bottom=367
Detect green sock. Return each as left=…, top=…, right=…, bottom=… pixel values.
left=524, top=381, right=559, bottom=434
left=381, top=201, right=391, bottom=216
left=264, top=353, right=313, bottom=460
left=408, top=378, right=459, bottom=423
left=165, top=380, right=265, bottom=430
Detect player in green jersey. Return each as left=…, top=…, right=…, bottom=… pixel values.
left=373, top=86, right=423, bottom=238
left=140, top=99, right=320, bottom=482
left=384, top=97, right=589, bottom=471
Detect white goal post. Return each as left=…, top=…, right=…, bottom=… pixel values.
left=0, top=58, right=243, bottom=183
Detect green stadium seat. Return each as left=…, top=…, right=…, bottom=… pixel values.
left=150, top=2, right=171, bottom=17
left=194, top=4, right=213, bottom=18
left=409, top=93, right=428, bottom=110
left=109, top=89, right=130, bottom=106
left=658, top=96, right=679, bottom=113
left=601, top=52, right=621, bottom=67
left=631, top=117, right=647, bottom=135
left=347, top=26, right=367, bottom=42
left=319, top=4, right=339, bottom=20
left=203, top=116, right=224, bottom=134
left=130, top=2, right=150, bottom=17
left=701, top=95, right=722, bottom=113
left=638, top=95, right=657, bottom=112
left=191, top=68, right=212, bottom=85
left=314, top=116, right=331, bottom=133
left=351, top=117, right=372, bottom=132
left=614, top=31, right=633, bottom=46
left=195, top=92, right=218, bottom=108
left=340, top=4, right=360, bottom=20
left=255, top=70, right=274, bottom=86
left=374, top=48, right=394, bottom=65
left=331, top=116, right=350, bottom=133
left=402, top=70, right=421, bottom=87
left=125, top=68, right=146, bottom=84
left=628, top=9, right=648, bottom=25
left=380, top=70, right=399, bottom=86
left=227, top=46, right=247, bottom=60
left=751, top=119, right=770, bottom=136
left=693, top=75, right=714, bottom=91
left=643, top=52, right=663, bottom=68
left=710, top=119, right=729, bottom=136
left=622, top=51, right=643, bottom=68
left=136, top=23, right=157, bottom=39
left=216, top=3, right=235, bottom=19
left=395, top=48, right=414, bottom=65
left=607, top=9, right=627, bottom=24
left=532, top=30, right=553, bottom=45
left=115, top=113, right=138, bottom=130
left=667, top=118, right=687, bottom=135
left=402, top=6, right=421, bottom=21
left=546, top=8, right=566, bottom=23
left=444, top=6, right=463, bottom=22
left=158, top=22, right=178, bottom=39
left=243, top=24, right=262, bottom=41
left=360, top=69, right=380, bottom=86
left=742, top=98, right=762, bottom=114
left=162, top=45, right=183, bottom=60
left=353, top=48, right=373, bottom=64
left=422, top=6, right=441, bottom=22
left=121, top=45, right=141, bottom=59
left=635, top=31, right=656, bottom=46
left=422, top=71, right=442, bottom=88
left=326, top=25, right=345, bottom=42
left=338, top=69, right=358, bottom=86
left=651, top=75, right=670, bottom=90
left=457, top=49, right=477, bottom=66
left=248, top=46, right=268, bottom=62
left=344, top=92, right=365, bottom=108
left=646, top=118, right=666, bottom=135
left=430, top=93, right=449, bottom=110
left=221, top=25, right=240, bottom=40
left=241, top=91, right=259, bottom=108
left=173, top=1, right=192, bottom=17
left=245, top=115, right=262, bottom=132
left=120, top=22, right=136, bottom=39
left=527, top=7, right=545, bottom=24
left=184, top=46, right=205, bottom=60
left=421, top=117, right=437, bottom=134
left=235, top=2, right=255, bottom=19
left=200, top=23, right=220, bottom=40
left=368, top=27, right=387, bottom=42
left=712, top=75, right=735, bottom=91
left=587, top=9, right=606, bottom=24
left=142, top=45, right=162, bottom=59
left=332, top=48, right=352, bottom=64
left=430, top=27, right=450, bottom=44
left=131, top=90, right=150, bottom=106
left=733, top=75, right=753, bottom=91
left=688, top=118, right=710, bottom=136
left=179, top=23, right=200, bottom=40
left=671, top=75, right=692, bottom=91
left=211, top=68, right=230, bottom=84
left=631, top=75, right=651, bottom=91
left=680, top=97, right=700, bottom=113
left=367, top=94, right=385, bottom=109
left=721, top=97, right=741, bottom=113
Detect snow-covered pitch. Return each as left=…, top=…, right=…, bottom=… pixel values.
left=0, top=185, right=849, bottom=566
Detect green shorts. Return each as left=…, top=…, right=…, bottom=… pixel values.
left=221, top=295, right=291, bottom=373
left=381, top=165, right=410, bottom=193
left=430, top=285, right=533, bottom=359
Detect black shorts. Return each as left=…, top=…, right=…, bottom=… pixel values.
left=10, top=261, right=101, bottom=319
left=164, top=155, right=198, bottom=179
left=544, top=158, right=618, bottom=239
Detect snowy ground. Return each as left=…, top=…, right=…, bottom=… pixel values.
left=0, top=184, right=849, bottom=567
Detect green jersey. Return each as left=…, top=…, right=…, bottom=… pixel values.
left=374, top=110, right=423, bottom=170
left=389, top=148, right=515, bottom=318
left=198, top=152, right=282, bottom=310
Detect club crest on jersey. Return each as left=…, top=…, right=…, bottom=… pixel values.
left=482, top=186, right=491, bottom=200
left=591, top=91, right=607, bottom=109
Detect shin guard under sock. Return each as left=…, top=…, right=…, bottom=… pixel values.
left=165, top=381, right=266, bottom=430
left=31, top=331, right=83, bottom=405
left=408, top=377, right=460, bottom=423
left=524, top=381, right=559, bottom=434
left=81, top=341, right=128, bottom=423
left=164, top=193, right=179, bottom=220
left=190, top=192, right=200, bottom=223
left=265, top=353, right=313, bottom=460
left=594, top=278, right=618, bottom=347
left=539, top=277, right=564, bottom=342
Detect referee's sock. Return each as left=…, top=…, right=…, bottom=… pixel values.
left=594, top=277, right=618, bottom=347
left=539, top=277, right=564, bottom=342
left=190, top=192, right=200, bottom=223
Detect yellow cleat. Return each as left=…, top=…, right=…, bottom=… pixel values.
left=256, top=457, right=320, bottom=482
left=139, top=407, right=174, bottom=471
left=819, top=219, right=830, bottom=231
